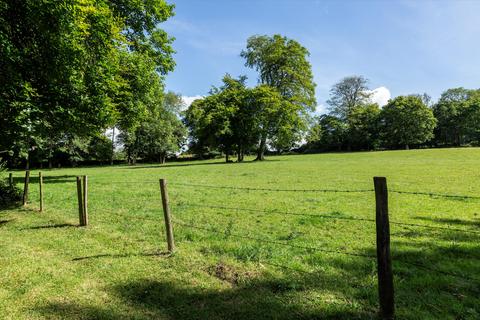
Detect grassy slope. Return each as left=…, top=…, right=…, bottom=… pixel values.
left=1, top=148, right=479, bottom=319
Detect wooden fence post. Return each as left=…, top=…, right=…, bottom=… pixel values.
left=76, top=176, right=84, bottom=226
left=159, top=179, right=175, bottom=253
left=39, top=172, right=44, bottom=212
left=374, top=177, right=394, bottom=319
left=23, top=170, right=30, bottom=206
left=82, top=175, right=88, bottom=226
left=9, top=173, right=13, bottom=187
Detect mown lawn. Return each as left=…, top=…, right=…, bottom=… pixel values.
left=1, top=148, right=479, bottom=319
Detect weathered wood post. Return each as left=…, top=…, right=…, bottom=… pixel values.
left=159, top=178, right=175, bottom=253
left=82, top=175, right=88, bottom=226
left=9, top=173, right=13, bottom=187
left=23, top=170, right=30, bottom=205
left=39, top=172, right=44, bottom=212
left=374, top=177, right=394, bottom=319
left=76, top=176, right=84, bottom=226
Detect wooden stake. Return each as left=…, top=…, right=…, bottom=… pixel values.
left=160, top=179, right=175, bottom=252
left=76, top=176, right=84, bottom=226
left=23, top=170, right=30, bottom=206
left=374, top=177, right=394, bottom=319
left=39, top=172, right=44, bottom=212
left=82, top=175, right=88, bottom=226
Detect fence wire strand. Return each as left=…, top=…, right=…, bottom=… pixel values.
left=174, top=203, right=480, bottom=234
left=173, top=218, right=376, bottom=260
left=170, top=182, right=374, bottom=193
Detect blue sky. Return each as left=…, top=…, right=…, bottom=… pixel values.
left=161, top=0, right=480, bottom=113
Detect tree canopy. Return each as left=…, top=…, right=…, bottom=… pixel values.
left=0, top=0, right=175, bottom=167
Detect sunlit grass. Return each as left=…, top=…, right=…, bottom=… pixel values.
left=1, top=148, right=479, bottom=319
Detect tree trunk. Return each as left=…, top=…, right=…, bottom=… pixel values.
left=159, top=153, right=166, bottom=164
left=255, top=135, right=267, bottom=161
left=25, top=151, right=30, bottom=170
left=48, top=159, right=52, bottom=169
left=110, top=127, right=115, bottom=165
left=237, top=146, right=244, bottom=162
left=405, top=144, right=409, bottom=150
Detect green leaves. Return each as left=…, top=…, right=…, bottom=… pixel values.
left=241, top=34, right=317, bottom=111
left=0, top=0, right=176, bottom=166
left=380, top=95, right=437, bottom=149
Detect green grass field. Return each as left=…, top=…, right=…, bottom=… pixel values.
left=1, top=148, right=479, bottom=319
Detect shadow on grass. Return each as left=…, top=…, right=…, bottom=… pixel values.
left=414, top=216, right=480, bottom=229
left=0, top=219, right=15, bottom=227
left=17, top=175, right=79, bottom=185
left=72, top=251, right=171, bottom=261
left=23, top=223, right=78, bottom=230
left=121, top=159, right=281, bottom=170
left=37, top=275, right=375, bottom=320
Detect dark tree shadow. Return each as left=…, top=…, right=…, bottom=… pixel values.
left=122, top=159, right=280, bottom=170
left=37, top=274, right=375, bottom=320
left=72, top=251, right=171, bottom=261
left=414, top=216, right=480, bottom=229
left=0, top=219, right=15, bottom=227
left=23, top=223, right=77, bottom=230
left=18, top=175, right=79, bottom=185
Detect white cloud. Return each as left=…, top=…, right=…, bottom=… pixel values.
left=182, top=95, right=204, bottom=109
left=368, top=86, right=391, bottom=107
left=314, top=104, right=327, bottom=115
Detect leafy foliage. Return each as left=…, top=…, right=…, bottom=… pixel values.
left=380, top=95, right=437, bottom=149
left=0, top=0, right=175, bottom=167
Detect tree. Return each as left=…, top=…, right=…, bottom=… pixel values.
left=432, top=88, right=479, bottom=146
left=241, top=34, right=316, bottom=160
left=120, top=91, right=186, bottom=164
left=0, top=0, right=175, bottom=168
left=327, top=76, right=372, bottom=121
left=345, top=103, right=381, bottom=150
left=380, top=95, right=436, bottom=149
left=185, top=75, right=251, bottom=162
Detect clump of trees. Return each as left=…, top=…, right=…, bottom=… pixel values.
left=0, top=0, right=178, bottom=168
left=304, top=76, right=479, bottom=152
left=120, top=92, right=186, bottom=164
left=185, top=34, right=316, bottom=162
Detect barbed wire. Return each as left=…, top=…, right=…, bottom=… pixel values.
left=174, top=218, right=480, bottom=284
left=173, top=218, right=376, bottom=260
left=170, top=182, right=374, bottom=193
left=173, top=203, right=480, bottom=234
left=390, top=190, right=480, bottom=200
left=394, top=259, right=480, bottom=284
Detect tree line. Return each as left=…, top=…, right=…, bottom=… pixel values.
left=303, top=77, right=480, bottom=152
left=0, top=0, right=184, bottom=168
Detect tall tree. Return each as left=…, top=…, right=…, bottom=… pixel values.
left=120, top=91, right=186, bottom=164
left=241, top=34, right=316, bottom=160
left=0, top=0, right=175, bottom=168
left=185, top=75, right=251, bottom=162
left=327, top=75, right=372, bottom=120
left=380, top=95, right=436, bottom=149
left=432, top=88, right=479, bottom=146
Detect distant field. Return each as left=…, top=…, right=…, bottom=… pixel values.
left=1, top=148, right=479, bottom=319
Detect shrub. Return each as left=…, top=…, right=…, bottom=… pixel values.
left=0, top=179, right=22, bottom=208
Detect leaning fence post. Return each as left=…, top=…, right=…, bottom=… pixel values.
left=76, top=176, right=84, bottom=226
left=39, top=172, right=44, bottom=212
left=159, top=178, right=175, bottom=253
left=9, top=173, right=13, bottom=187
left=374, top=177, right=394, bottom=319
left=23, top=170, right=30, bottom=206
left=82, top=175, right=88, bottom=226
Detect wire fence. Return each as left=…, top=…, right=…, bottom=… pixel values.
left=5, top=172, right=480, bottom=316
